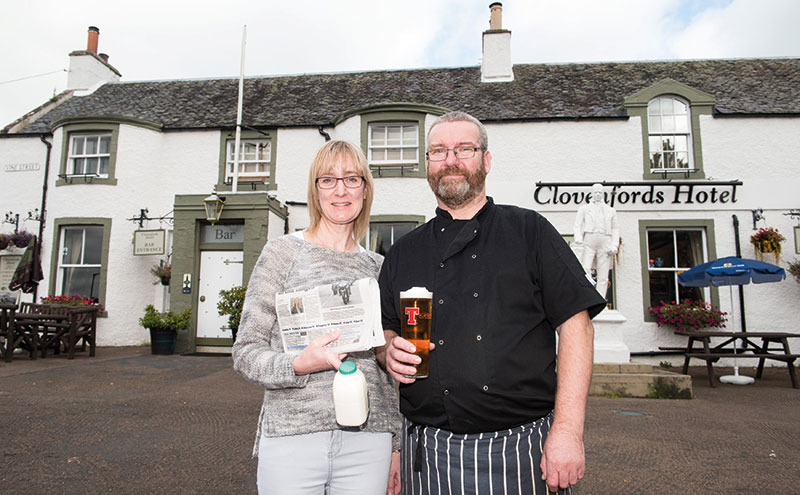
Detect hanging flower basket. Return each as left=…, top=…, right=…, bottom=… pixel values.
left=150, top=261, right=171, bottom=285
left=750, top=227, right=785, bottom=261
left=10, top=230, right=34, bottom=248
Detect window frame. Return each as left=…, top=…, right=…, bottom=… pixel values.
left=360, top=111, right=428, bottom=178
left=49, top=218, right=112, bottom=307
left=367, top=121, right=420, bottom=173
left=647, top=96, right=693, bottom=173
left=57, top=123, right=120, bottom=186
left=624, top=79, right=714, bottom=180
left=638, top=219, right=719, bottom=322
left=217, top=128, right=277, bottom=192
left=363, top=215, right=426, bottom=255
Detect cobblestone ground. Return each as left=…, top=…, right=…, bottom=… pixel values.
left=1, top=348, right=799, bottom=494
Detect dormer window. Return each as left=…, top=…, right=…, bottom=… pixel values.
left=648, top=96, right=692, bottom=172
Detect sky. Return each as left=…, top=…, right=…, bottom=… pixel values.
left=1, top=0, right=799, bottom=128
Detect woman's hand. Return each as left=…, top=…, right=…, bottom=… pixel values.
left=387, top=450, right=401, bottom=494
left=292, top=330, right=347, bottom=375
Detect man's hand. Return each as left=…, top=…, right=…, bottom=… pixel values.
left=292, top=330, right=346, bottom=375
left=383, top=332, right=434, bottom=384
left=540, top=422, right=585, bottom=492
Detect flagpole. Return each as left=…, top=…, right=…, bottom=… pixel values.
left=232, top=25, right=247, bottom=193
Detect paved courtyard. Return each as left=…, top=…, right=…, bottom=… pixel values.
left=1, top=347, right=798, bottom=494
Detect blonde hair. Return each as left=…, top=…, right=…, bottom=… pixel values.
left=306, top=140, right=374, bottom=242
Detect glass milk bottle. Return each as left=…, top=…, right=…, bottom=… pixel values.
left=333, top=361, right=369, bottom=426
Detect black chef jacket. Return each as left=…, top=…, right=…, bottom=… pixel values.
left=379, top=198, right=606, bottom=434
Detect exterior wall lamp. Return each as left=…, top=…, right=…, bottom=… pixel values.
left=203, top=191, right=226, bottom=226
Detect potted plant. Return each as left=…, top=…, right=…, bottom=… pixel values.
left=0, top=233, right=9, bottom=250
left=218, top=285, right=247, bottom=342
left=139, top=304, right=191, bottom=355
left=150, top=261, right=171, bottom=286
left=750, top=227, right=785, bottom=261
left=648, top=299, right=727, bottom=333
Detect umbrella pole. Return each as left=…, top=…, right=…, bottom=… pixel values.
left=720, top=284, right=754, bottom=385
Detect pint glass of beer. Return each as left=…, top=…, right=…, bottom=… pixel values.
left=399, top=287, right=433, bottom=379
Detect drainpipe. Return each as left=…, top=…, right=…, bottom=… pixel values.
left=35, top=134, right=53, bottom=301
left=732, top=215, right=747, bottom=333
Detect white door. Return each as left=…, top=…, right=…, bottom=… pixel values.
left=197, top=250, right=243, bottom=340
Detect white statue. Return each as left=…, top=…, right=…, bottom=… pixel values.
left=573, top=184, right=620, bottom=299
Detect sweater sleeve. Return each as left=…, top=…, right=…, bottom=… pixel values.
left=232, top=237, right=310, bottom=390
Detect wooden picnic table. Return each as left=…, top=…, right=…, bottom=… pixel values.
left=3, top=303, right=98, bottom=361
left=677, top=331, right=800, bottom=388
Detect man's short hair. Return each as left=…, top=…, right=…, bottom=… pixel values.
left=427, top=111, right=488, bottom=151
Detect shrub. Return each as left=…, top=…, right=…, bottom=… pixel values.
left=139, top=304, right=191, bottom=333
left=648, top=299, right=726, bottom=333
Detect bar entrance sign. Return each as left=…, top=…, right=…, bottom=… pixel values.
left=133, top=230, right=166, bottom=256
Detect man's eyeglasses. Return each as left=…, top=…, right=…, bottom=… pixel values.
left=315, top=175, right=365, bottom=189
left=426, top=146, right=484, bottom=161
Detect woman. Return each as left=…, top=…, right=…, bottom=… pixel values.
left=232, top=140, right=401, bottom=495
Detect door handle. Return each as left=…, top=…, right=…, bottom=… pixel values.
left=200, top=295, right=206, bottom=302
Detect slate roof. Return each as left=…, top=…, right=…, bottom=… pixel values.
left=8, top=58, right=800, bottom=135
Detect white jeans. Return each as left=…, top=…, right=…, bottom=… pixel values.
left=257, top=430, right=392, bottom=495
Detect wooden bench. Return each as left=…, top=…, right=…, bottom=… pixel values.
left=678, top=331, right=800, bottom=389
left=6, top=303, right=98, bottom=361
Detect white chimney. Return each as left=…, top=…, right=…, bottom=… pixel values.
left=481, top=2, right=513, bottom=83
left=67, top=26, right=121, bottom=92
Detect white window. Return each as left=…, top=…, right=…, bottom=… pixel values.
left=366, top=222, right=417, bottom=256
left=226, top=139, right=271, bottom=184
left=648, top=96, right=692, bottom=172
left=57, top=226, right=103, bottom=301
left=68, top=133, right=111, bottom=177
left=646, top=228, right=707, bottom=307
left=368, top=123, right=419, bottom=170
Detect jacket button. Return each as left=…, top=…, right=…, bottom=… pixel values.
left=440, top=262, right=445, bottom=268
left=473, top=292, right=479, bottom=298
left=482, top=385, right=489, bottom=391
left=476, top=335, right=482, bottom=341
left=443, top=389, right=450, bottom=395
left=471, top=254, right=477, bottom=259
left=438, top=339, right=444, bottom=345
left=438, top=299, right=444, bottom=305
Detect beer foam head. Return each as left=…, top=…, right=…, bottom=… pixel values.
left=400, top=287, right=433, bottom=299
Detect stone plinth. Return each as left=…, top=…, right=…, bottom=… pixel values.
left=592, top=308, right=630, bottom=363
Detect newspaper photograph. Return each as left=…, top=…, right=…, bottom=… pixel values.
left=275, top=277, right=385, bottom=354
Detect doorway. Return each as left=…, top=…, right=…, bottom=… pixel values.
left=196, top=250, right=243, bottom=344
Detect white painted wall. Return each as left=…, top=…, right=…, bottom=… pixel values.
left=2, top=111, right=799, bottom=358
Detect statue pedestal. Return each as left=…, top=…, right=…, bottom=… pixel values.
left=592, top=308, right=630, bottom=363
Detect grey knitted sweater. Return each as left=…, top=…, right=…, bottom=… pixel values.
left=232, top=233, right=401, bottom=455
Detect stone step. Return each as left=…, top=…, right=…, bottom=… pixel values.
left=590, top=365, right=692, bottom=399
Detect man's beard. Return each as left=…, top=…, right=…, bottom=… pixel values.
left=427, top=161, right=487, bottom=209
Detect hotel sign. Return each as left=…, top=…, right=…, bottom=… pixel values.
left=133, top=229, right=166, bottom=256
left=534, top=181, right=742, bottom=207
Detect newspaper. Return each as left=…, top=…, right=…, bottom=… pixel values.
left=275, top=277, right=385, bottom=354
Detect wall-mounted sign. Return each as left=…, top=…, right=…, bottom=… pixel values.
left=0, top=255, right=23, bottom=293
left=201, top=224, right=244, bottom=244
left=4, top=163, right=40, bottom=172
left=534, top=181, right=742, bottom=207
left=182, top=273, right=192, bottom=294
left=133, top=229, right=166, bottom=256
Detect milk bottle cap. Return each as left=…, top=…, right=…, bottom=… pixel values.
left=339, top=361, right=357, bottom=375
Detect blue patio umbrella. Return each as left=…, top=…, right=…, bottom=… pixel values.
left=678, top=256, right=786, bottom=384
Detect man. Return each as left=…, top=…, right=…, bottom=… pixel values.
left=573, top=183, right=620, bottom=299
left=377, top=111, right=606, bottom=494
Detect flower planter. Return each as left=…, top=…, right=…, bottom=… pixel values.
left=160, top=276, right=170, bottom=286
left=149, top=328, right=177, bottom=355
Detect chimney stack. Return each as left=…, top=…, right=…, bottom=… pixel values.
left=87, top=26, right=100, bottom=53
left=68, top=25, right=121, bottom=91
left=481, top=3, right=513, bottom=83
